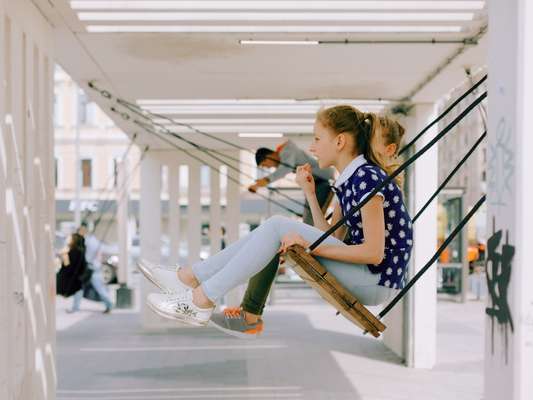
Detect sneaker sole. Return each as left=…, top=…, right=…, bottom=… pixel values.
left=146, top=298, right=209, bottom=327
left=208, top=320, right=262, bottom=339
left=137, top=261, right=173, bottom=294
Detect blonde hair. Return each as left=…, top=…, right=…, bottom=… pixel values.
left=317, top=105, right=405, bottom=187
left=374, top=116, right=406, bottom=188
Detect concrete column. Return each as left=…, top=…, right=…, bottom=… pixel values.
left=42, top=54, right=56, bottom=398
left=485, top=1, right=533, bottom=399
left=7, top=13, right=30, bottom=399
left=223, top=151, right=244, bottom=307
left=117, top=159, right=129, bottom=285
left=139, top=152, right=167, bottom=328
left=0, top=1, right=55, bottom=397
left=209, top=164, right=222, bottom=255
left=187, top=160, right=202, bottom=265
left=460, top=197, right=469, bottom=303
left=386, top=104, right=438, bottom=368
left=168, top=161, right=181, bottom=265
left=24, top=28, right=41, bottom=398
left=0, top=3, right=8, bottom=397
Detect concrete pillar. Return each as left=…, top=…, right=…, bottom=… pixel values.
left=24, top=26, right=41, bottom=398
left=42, top=54, right=56, bottom=396
left=485, top=1, right=533, bottom=399
left=209, top=164, right=222, bottom=255
left=7, top=12, right=31, bottom=398
left=117, top=159, right=129, bottom=285
left=384, top=104, right=439, bottom=367
left=0, top=1, right=55, bottom=398
left=168, top=160, right=181, bottom=265
left=139, top=152, right=167, bottom=328
left=460, top=197, right=469, bottom=303
left=187, top=160, right=202, bottom=265
left=223, top=151, right=244, bottom=307
left=0, top=4, right=8, bottom=398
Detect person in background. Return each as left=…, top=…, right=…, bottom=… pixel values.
left=57, top=233, right=88, bottom=300
left=70, top=222, right=114, bottom=313
left=249, top=140, right=335, bottom=224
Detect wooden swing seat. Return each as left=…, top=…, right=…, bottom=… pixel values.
left=284, top=245, right=386, bottom=338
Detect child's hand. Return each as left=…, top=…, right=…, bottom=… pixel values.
left=278, top=232, right=309, bottom=265
left=295, top=164, right=315, bottom=194
left=278, top=232, right=309, bottom=254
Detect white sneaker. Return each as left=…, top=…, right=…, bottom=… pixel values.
left=147, top=291, right=214, bottom=327
left=137, top=259, right=190, bottom=294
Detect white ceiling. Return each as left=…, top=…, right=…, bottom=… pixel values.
left=39, top=0, right=488, bottom=150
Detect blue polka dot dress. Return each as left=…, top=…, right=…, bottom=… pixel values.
left=333, top=155, right=413, bottom=289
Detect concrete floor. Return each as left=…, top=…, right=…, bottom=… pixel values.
left=56, top=288, right=485, bottom=400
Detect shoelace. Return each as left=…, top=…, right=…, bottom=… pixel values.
left=223, top=307, right=242, bottom=319
left=166, top=290, right=192, bottom=305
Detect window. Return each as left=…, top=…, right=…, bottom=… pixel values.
left=81, top=159, right=92, bottom=188
left=78, top=90, right=98, bottom=126
left=78, top=90, right=88, bottom=125
left=86, top=102, right=98, bottom=126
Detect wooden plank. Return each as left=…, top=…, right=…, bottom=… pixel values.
left=285, top=245, right=386, bottom=337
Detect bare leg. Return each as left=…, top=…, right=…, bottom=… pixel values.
left=177, top=266, right=200, bottom=288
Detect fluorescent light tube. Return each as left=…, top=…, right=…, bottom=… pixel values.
left=238, top=133, right=284, bottom=138
left=78, top=12, right=474, bottom=22
left=137, top=99, right=299, bottom=105
left=239, top=40, right=319, bottom=45
left=86, top=25, right=463, bottom=33
left=138, top=99, right=388, bottom=106
left=71, top=2, right=485, bottom=11
left=154, top=118, right=317, bottom=124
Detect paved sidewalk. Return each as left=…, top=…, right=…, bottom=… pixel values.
left=56, top=289, right=484, bottom=400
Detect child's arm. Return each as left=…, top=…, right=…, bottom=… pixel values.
left=311, top=196, right=385, bottom=265
left=329, top=202, right=347, bottom=241
left=296, top=164, right=331, bottom=230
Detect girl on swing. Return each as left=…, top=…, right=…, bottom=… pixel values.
left=139, top=105, right=413, bottom=329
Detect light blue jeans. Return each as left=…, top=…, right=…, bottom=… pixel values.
left=71, top=268, right=113, bottom=311
left=192, top=216, right=396, bottom=305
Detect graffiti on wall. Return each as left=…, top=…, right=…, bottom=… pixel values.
left=486, top=217, right=514, bottom=364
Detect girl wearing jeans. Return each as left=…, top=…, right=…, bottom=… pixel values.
left=139, top=105, right=413, bottom=328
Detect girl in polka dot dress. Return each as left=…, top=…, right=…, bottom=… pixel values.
left=142, top=105, right=413, bottom=327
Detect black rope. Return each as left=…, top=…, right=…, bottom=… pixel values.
left=130, top=116, right=310, bottom=212
left=89, top=83, right=305, bottom=217
left=465, top=69, right=488, bottom=132
left=308, top=90, right=487, bottom=251
left=320, top=76, right=486, bottom=223
left=379, top=195, right=486, bottom=318
left=335, top=129, right=486, bottom=317
left=92, top=146, right=149, bottom=231
left=398, top=74, right=487, bottom=156
left=412, top=131, right=486, bottom=223
left=107, top=106, right=304, bottom=218
left=81, top=133, right=137, bottom=225
left=134, top=119, right=304, bottom=218
left=102, top=90, right=309, bottom=213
